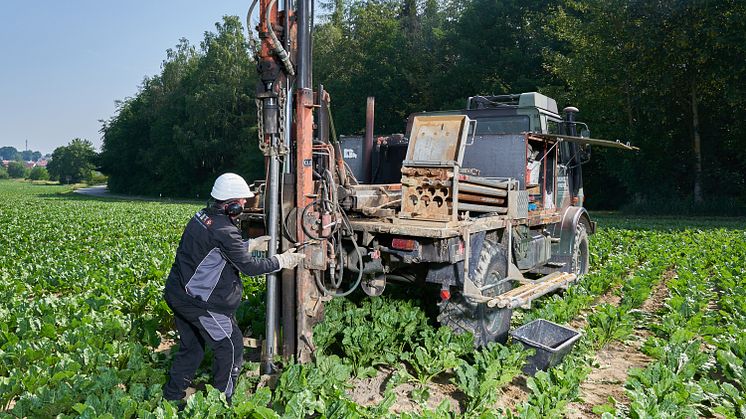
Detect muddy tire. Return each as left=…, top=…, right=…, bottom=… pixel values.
left=570, top=222, right=589, bottom=276
left=437, top=239, right=513, bottom=346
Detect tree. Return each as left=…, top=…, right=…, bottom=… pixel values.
left=28, top=166, right=49, bottom=181
left=544, top=0, right=746, bottom=208
left=100, top=16, right=260, bottom=197
left=0, top=166, right=8, bottom=179
left=6, top=161, right=28, bottom=178
left=21, top=150, right=42, bottom=161
left=0, top=146, right=19, bottom=160
left=47, top=139, right=97, bottom=184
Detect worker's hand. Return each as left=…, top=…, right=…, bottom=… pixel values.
left=275, top=248, right=306, bottom=270
left=248, top=235, right=271, bottom=253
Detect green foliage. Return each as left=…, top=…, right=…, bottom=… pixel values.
left=394, top=327, right=473, bottom=403
left=47, top=138, right=97, bottom=184
left=544, top=0, right=746, bottom=209
left=28, top=166, right=49, bottom=181
left=0, top=165, right=9, bottom=179
left=1, top=183, right=746, bottom=417
left=0, top=146, right=19, bottom=160
left=100, top=16, right=262, bottom=198
left=314, top=296, right=429, bottom=377
left=515, top=357, right=591, bottom=418
left=21, top=149, right=42, bottom=162
left=6, top=161, right=29, bottom=178
left=0, top=181, right=201, bottom=416
left=452, top=342, right=528, bottom=416
left=272, top=355, right=353, bottom=417
left=89, top=170, right=108, bottom=185
left=586, top=303, right=634, bottom=349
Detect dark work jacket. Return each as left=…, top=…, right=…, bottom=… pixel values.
left=164, top=207, right=280, bottom=315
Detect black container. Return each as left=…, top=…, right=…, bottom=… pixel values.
left=340, top=136, right=366, bottom=183
left=371, top=134, right=408, bottom=184
left=510, top=319, right=581, bottom=375
left=340, top=134, right=408, bottom=184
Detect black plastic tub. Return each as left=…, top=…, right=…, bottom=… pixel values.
left=510, top=319, right=581, bottom=375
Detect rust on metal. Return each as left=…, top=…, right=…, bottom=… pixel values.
left=488, top=272, right=577, bottom=309
left=458, top=192, right=506, bottom=205
left=295, top=87, right=321, bottom=363
left=458, top=182, right=508, bottom=198
left=405, top=115, right=468, bottom=163
left=363, top=97, right=375, bottom=182
left=400, top=167, right=453, bottom=221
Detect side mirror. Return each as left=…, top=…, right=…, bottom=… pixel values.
left=580, top=128, right=590, bottom=138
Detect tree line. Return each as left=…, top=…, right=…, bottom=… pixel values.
left=0, top=147, right=43, bottom=162
left=99, top=1, right=746, bottom=213
left=0, top=140, right=99, bottom=184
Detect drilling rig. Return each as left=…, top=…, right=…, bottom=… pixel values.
left=248, top=0, right=344, bottom=372
left=245, top=0, right=639, bottom=374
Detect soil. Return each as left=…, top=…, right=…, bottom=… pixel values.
left=565, top=268, right=675, bottom=418
left=640, top=269, right=675, bottom=314
left=156, top=338, right=176, bottom=353
left=565, top=341, right=652, bottom=418
left=347, top=367, right=465, bottom=415
left=596, top=282, right=623, bottom=307
left=495, top=375, right=532, bottom=413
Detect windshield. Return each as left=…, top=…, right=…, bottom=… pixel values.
left=475, top=116, right=530, bottom=135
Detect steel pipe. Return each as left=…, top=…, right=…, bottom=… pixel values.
left=459, top=182, right=508, bottom=197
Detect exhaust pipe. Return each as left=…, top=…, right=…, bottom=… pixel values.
left=363, top=97, right=375, bottom=183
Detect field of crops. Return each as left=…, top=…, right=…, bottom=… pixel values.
left=1, top=179, right=744, bottom=418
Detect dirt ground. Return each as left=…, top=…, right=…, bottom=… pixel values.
left=565, top=270, right=673, bottom=418
left=347, top=367, right=465, bottom=414
left=564, top=341, right=652, bottom=418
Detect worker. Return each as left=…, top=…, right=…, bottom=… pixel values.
left=162, top=172, right=304, bottom=404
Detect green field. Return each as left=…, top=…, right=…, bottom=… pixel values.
left=1, top=180, right=744, bottom=418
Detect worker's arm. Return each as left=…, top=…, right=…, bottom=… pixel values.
left=216, top=224, right=281, bottom=276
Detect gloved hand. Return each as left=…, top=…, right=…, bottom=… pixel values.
left=248, top=235, right=271, bottom=252
left=274, top=248, right=306, bottom=270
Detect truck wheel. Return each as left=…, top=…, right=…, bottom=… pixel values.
left=570, top=223, right=589, bottom=276
left=437, top=239, right=513, bottom=346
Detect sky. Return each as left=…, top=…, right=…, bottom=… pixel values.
left=0, top=0, right=255, bottom=155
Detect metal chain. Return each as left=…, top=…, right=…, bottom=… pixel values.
left=256, top=99, right=270, bottom=155
left=277, top=88, right=288, bottom=156
left=256, top=89, right=288, bottom=157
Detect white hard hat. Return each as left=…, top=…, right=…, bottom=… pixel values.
left=211, top=173, right=254, bottom=200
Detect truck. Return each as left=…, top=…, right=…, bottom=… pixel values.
left=245, top=0, right=637, bottom=371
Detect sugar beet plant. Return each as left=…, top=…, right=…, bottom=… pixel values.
left=2, top=181, right=744, bottom=418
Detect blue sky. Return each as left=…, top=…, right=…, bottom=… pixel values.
left=0, top=0, right=254, bottom=154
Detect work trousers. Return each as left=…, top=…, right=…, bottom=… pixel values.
left=163, top=295, right=243, bottom=401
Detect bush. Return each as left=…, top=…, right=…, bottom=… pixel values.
left=7, top=161, right=29, bottom=179
left=89, top=171, right=107, bottom=185
left=29, top=166, right=49, bottom=181
left=0, top=166, right=9, bottom=179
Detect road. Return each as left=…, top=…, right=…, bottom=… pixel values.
left=74, top=185, right=201, bottom=204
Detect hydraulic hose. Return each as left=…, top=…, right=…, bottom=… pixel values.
left=313, top=233, right=363, bottom=298
left=246, top=0, right=259, bottom=56
left=265, top=0, right=295, bottom=76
